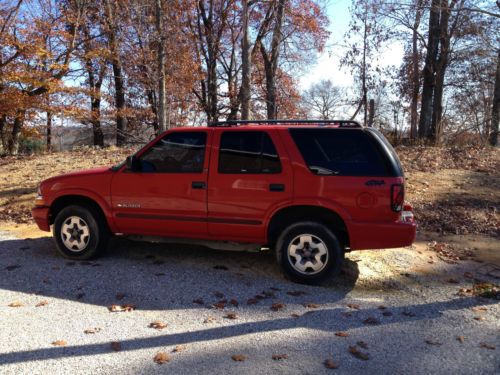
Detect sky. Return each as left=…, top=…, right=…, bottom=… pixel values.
left=299, top=0, right=405, bottom=90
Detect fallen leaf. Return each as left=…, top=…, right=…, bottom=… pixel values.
left=204, top=316, right=216, bottom=324
left=471, top=306, right=487, bottom=313
left=52, top=340, right=67, bottom=346
left=378, top=305, right=387, bottom=310
left=324, top=359, right=339, bottom=369
left=84, top=328, right=101, bottom=334
left=479, top=343, right=495, bottom=350
left=108, top=304, right=135, bottom=312
left=473, top=316, right=485, bottom=321
left=193, top=298, right=204, bottom=305
left=346, top=303, right=360, bottom=310
left=349, top=346, right=369, bottom=360
left=35, top=300, right=48, bottom=307
left=335, top=331, right=349, bottom=337
left=425, top=340, right=442, bottom=346
left=225, top=312, right=238, bottom=320
left=111, top=342, right=121, bottom=351
left=291, top=313, right=301, bottom=318
left=247, top=298, right=258, bottom=305
left=8, top=301, right=23, bottom=307
left=287, top=290, right=307, bottom=297
left=456, top=336, right=465, bottom=343
left=231, top=354, right=247, bottom=361
left=272, top=354, right=288, bottom=360
left=212, top=301, right=226, bottom=309
left=303, top=303, right=321, bottom=308
left=149, top=321, right=167, bottom=330
left=230, top=299, right=239, bottom=307
left=271, top=302, right=285, bottom=311
left=363, top=317, right=380, bottom=325
left=173, top=344, right=187, bottom=353
left=154, top=351, right=170, bottom=363
left=115, top=293, right=126, bottom=300
left=214, top=265, right=228, bottom=270
left=357, top=341, right=369, bottom=349
left=5, top=265, right=21, bottom=271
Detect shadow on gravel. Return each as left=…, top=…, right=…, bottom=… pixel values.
left=0, top=236, right=359, bottom=310
left=0, top=295, right=494, bottom=365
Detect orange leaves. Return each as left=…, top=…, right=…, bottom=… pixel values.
left=8, top=301, right=23, bottom=307
left=324, top=359, right=339, bottom=369
left=111, top=342, right=121, bottom=352
left=231, top=354, right=247, bottom=362
left=272, top=354, right=288, bottom=360
left=154, top=352, right=170, bottom=364
left=149, top=321, right=167, bottom=330
left=271, top=302, right=285, bottom=311
left=52, top=340, right=67, bottom=347
left=108, top=304, right=135, bottom=312
left=335, top=332, right=349, bottom=338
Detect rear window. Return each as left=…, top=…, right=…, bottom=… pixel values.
left=289, top=129, right=390, bottom=176
left=218, top=131, right=281, bottom=174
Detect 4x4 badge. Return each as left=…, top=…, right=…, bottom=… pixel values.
left=365, top=180, right=385, bottom=186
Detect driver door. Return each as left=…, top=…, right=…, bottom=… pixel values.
left=110, top=130, right=211, bottom=237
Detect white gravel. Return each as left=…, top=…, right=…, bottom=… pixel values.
left=0, top=230, right=498, bottom=374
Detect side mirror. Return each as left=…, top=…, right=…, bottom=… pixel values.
left=126, top=155, right=140, bottom=172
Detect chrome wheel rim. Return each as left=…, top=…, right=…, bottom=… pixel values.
left=287, top=234, right=328, bottom=275
left=61, top=216, right=90, bottom=252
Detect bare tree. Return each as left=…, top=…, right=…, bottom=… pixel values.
left=303, top=80, right=345, bottom=119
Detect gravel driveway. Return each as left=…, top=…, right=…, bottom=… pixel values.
left=0, top=230, right=498, bottom=374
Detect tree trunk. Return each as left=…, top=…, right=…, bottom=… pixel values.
left=362, top=7, right=368, bottom=127
left=46, top=110, right=52, bottom=151
left=490, top=48, right=500, bottom=146
left=8, top=110, right=25, bottom=155
left=105, top=0, right=127, bottom=146
left=240, top=0, right=251, bottom=120
left=430, top=0, right=453, bottom=143
left=418, top=0, right=441, bottom=139
left=368, top=99, right=375, bottom=127
left=0, top=115, right=6, bottom=154
left=156, top=0, right=167, bottom=133
left=410, top=0, right=424, bottom=139
left=261, top=0, right=286, bottom=120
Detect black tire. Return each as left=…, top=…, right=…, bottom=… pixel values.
left=53, top=205, right=109, bottom=260
left=275, top=221, right=344, bottom=284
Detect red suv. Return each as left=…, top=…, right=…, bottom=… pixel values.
left=32, top=120, right=415, bottom=284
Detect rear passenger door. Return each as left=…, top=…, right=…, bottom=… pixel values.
left=207, top=129, right=292, bottom=242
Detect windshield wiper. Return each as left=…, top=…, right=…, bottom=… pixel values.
left=309, top=166, right=339, bottom=175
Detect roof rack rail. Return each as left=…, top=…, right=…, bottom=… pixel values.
left=207, top=119, right=362, bottom=128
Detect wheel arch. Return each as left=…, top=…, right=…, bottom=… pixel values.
left=49, top=194, right=111, bottom=232
left=267, top=205, right=350, bottom=250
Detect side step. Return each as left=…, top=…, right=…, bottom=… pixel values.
left=125, top=235, right=266, bottom=253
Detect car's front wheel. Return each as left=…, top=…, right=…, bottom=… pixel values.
left=276, top=221, right=344, bottom=284
left=53, top=205, right=108, bottom=260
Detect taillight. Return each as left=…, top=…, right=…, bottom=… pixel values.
left=391, top=184, right=404, bottom=212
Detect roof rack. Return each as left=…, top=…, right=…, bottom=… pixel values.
left=207, top=119, right=362, bottom=128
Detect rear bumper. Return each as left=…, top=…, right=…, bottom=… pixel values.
left=32, top=206, right=51, bottom=232
left=349, top=221, right=416, bottom=250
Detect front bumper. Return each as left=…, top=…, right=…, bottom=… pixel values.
left=349, top=220, right=417, bottom=250
left=32, top=206, right=51, bottom=232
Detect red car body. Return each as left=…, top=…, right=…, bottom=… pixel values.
left=32, top=125, right=416, bottom=251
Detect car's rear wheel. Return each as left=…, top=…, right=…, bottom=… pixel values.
left=53, top=205, right=108, bottom=260
left=276, top=221, right=343, bottom=284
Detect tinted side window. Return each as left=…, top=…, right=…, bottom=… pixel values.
left=218, top=131, right=281, bottom=174
left=139, top=132, right=206, bottom=173
left=289, top=129, right=389, bottom=176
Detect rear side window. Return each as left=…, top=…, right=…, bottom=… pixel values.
left=289, top=129, right=389, bottom=176
left=139, top=131, right=206, bottom=173
left=218, top=131, right=281, bottom=174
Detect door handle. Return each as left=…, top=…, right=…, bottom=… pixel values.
left=192, top=181, right=206, bottom=189
left=269, top=183, right=285, bottom=192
